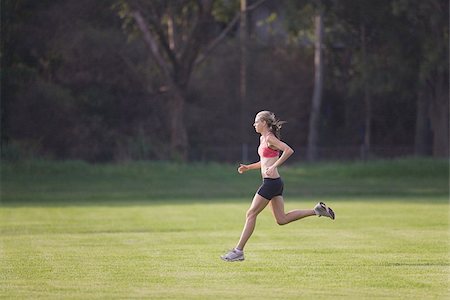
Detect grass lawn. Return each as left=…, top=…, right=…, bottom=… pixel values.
left=1, top=159, right=449, bottom=299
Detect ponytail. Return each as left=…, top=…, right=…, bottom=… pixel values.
left=269, top=119, right=287, bottom=139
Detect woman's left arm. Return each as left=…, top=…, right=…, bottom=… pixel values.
left=266, top=135, right=294, bottom=169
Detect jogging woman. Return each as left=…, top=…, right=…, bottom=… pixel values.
left=221, top=111, right=335, bottom=262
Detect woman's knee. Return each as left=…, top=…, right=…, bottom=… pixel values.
left=246, top=208, right=259, bottom=220
left=276, top=217, right=288, bottom=226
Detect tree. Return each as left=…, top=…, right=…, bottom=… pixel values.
left=116, top=0, right=266, bottom=160
left=306, top=8, right=324, bottom=161
left=284, top=0, right=328, bottom=161
left=332, top=2, right=386, bottom=159
left=239, top=0, right=249, bottom=162
left=393, top=0, right=449, bottom=157
left=328, top=0, right=416, bottom=158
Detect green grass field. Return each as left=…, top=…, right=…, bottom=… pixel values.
left=1, top=159, right=449, bottom=299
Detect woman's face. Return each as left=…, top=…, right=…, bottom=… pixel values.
left=253, top=116, right=266, bottom=133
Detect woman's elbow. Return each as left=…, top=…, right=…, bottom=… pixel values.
left=285, top=147, right=294, bottom=156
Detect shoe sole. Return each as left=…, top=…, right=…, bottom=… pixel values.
left=220, top=256, right=245, bottom=262
left=319, top=202, right=335, bottom=220
left=328, top=207, right=335, bottom=220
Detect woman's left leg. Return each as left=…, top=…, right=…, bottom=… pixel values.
left=235, top=194, right=270, bottom=250
left=269, top=196, right=315, bottom=225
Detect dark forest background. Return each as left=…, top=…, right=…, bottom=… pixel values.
left=2, top=0, right=448, bottom=163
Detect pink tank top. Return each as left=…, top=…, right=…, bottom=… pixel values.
left=258, top=136, right=279, bottom=158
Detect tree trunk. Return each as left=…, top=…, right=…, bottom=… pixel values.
left=168, top=88, right=188, bottom=160
left=307, top=12, right=324, bottom=162
left=428, top=7, right=449, bottom=158
left=240, top=0, right=248, bottom=162
left=414, top=88, right=430, bottom=156
left=430, top=73, right=449, bottom=158
left=360, top=23, right=371, bottom=160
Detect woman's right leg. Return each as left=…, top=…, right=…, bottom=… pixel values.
left=269, top=196, right=315, bottom=225
left=235, top=194, right=269, bottom=250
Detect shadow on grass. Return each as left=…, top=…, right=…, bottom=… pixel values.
left=1, top=193, right=448, bottom=208
left=2, top=159, right=448, bottom=207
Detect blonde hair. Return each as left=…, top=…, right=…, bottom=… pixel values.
left=256, top=111, right=287, bottom=139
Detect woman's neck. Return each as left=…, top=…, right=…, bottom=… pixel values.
left=261, top=129, right=271, bottom=138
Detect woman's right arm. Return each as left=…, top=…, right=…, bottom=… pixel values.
left=238, top=161, right=261, bottom=174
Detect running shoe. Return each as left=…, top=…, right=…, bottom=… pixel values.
left=314, top=202, right=335, bottom=220
left=221, top=249, right=245, bottom=262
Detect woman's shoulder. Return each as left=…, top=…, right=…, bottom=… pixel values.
left=266, top=134, right=280, bottom=143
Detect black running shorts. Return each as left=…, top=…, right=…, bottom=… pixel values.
left=257, top=177, right=284, bottom=200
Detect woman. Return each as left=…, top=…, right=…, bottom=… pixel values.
left=221, top=111, right=335, bottom=262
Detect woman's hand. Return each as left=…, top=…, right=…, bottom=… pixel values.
left=265, top=165, right=276, bottom=177
left=238, top=164, right=249, bottom=174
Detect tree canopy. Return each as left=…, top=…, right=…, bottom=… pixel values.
left=2, top=0, right=448, bottom=162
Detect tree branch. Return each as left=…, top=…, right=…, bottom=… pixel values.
left=194, top=0, right=268, bottom=67
left=247, top=0, right=267, bottom=11
left=178, top=0, right=213, bottom=85
left=194, top=13, right=239, bottom=67
left=145, top=14, right=179, bottom=69
left=131, top=10, right=173, bottom=83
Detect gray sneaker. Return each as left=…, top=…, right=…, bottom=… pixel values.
left=221, top=249, right=245, bottom=262
left=314, top=202, right=335, bottom=220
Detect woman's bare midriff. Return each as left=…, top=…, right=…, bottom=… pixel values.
left=260, top=156, right=280, bottom=178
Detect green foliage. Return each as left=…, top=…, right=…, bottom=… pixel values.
left=284, top=0, right=316, bottom=45
left=212, top=0, right=239, bottom=23
left=3, top=0, right=448, bottom=161
left=391, top=0, right=448, bottom=81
